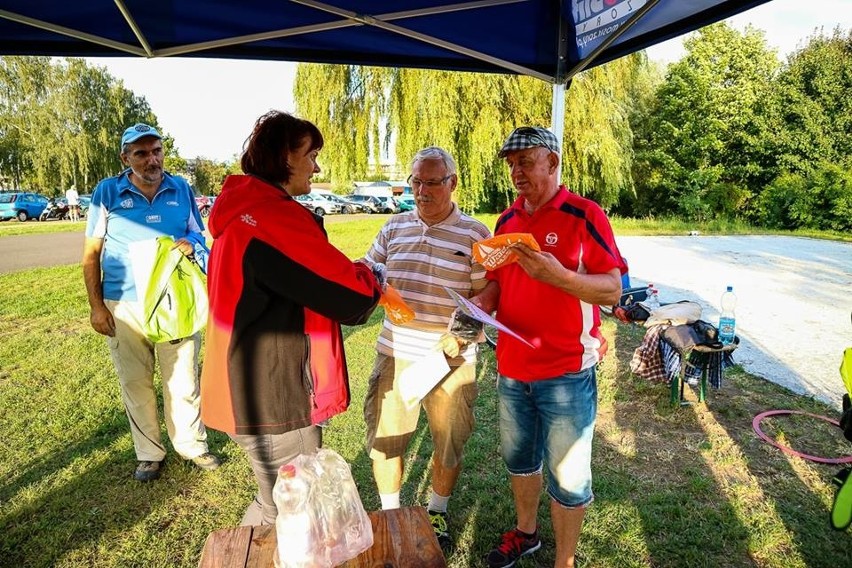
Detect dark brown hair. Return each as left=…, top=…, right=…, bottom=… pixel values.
left=240, top=111, right=323, bottom=184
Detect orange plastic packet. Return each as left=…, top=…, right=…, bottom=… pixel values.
left=379, top=283, right=415, bottom=324
left=472, top=233, right=541, bottom=270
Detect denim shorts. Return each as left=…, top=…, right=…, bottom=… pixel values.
left=497, top=366, right=597, bottom=508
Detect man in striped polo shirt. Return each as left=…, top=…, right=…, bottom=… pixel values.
left=363, top=146, right=491, bottom=550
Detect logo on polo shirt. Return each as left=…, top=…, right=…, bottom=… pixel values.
left=120, top=198, right=133, bottom=209
left=167, top=200, right=179, bottom=206
left=146, top=214, right=162, bottom=224
left=545, top=232, right=558, bottom=246
left=241, top=214, right=257, bottom=227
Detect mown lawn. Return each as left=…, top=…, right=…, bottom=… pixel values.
left=1, top=217, right=849, bottom=567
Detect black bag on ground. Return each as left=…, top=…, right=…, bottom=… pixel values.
left=840, top=394, right=852, bottom=443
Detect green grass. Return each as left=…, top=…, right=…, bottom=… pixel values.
left=0, top=218, right=87, bottom=237
left=1, top=219, right=850, bottom=567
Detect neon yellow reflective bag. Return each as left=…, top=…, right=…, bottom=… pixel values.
left=143, top=236, right=209, bottom=342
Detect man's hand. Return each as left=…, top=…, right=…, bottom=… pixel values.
left=512, top=243, right=568, bottom=287
left=468, top=280, right=500, bottom=315
left=90, top=303, right=116, bottom=337
left=437, top=333, right=462, bottom=358
left=172, top=238, right=195, bottom=257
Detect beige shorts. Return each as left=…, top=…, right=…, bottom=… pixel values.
left=363, top=353, right=478, bottom=469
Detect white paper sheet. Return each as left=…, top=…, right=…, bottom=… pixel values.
left=443, top=287, right=536, bottom=349
left=398, top=347, right=451, bottom=407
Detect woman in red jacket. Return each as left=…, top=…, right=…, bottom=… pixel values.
left=201, top=111, right=382, bottom=525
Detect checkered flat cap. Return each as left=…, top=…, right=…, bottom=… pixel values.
left=498, top=126, right=560, bottom=157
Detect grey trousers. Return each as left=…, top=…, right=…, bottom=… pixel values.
left=230, top=425, right=322, bottom=526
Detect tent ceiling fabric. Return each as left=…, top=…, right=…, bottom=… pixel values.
left=0, top=0, right=771, bottom=83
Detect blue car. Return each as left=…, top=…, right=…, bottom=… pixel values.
left=0, top=192, right=50, bottom=222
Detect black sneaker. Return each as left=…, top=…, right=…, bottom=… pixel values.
left=427, top=509, right=452, bottom=551
left=134, top=460, right=163, bottom=482
left=485, top=527, right=541, bottom=568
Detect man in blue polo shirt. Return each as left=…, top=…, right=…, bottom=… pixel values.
left=82, top=123, right=221, bottom=482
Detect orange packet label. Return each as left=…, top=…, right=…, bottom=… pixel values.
left=472, top=233, right=541, bottom=270
left=379, top=283, right=416, bottom=325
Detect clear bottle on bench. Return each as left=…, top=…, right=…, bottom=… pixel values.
left=273, top=464, right=318, bottom=568
left=718, top=285, right=737, bottom=345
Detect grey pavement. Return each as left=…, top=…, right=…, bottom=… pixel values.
left=0, top=230, right=85, bottom=274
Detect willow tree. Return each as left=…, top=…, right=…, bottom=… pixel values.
left=0, top=56, right=157, bottom=193
left=294, top=64, right=392, bottom=190
left=294, top=54, right=652, bottom=212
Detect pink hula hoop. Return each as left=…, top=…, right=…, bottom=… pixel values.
left=752, top=410, right=852, bottom=465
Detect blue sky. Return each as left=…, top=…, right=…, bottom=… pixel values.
left=88, top=0, right=852, bottom=162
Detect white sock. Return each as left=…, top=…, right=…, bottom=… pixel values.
left=379, top=492, right=401, bottom=510
left=428, top=491, right=450, bottom=513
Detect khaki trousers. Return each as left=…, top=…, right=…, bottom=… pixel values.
left=105, top=300, right=208, bottom=462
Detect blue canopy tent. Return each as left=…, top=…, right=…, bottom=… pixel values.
left=0, top=0, right=772, bottom=140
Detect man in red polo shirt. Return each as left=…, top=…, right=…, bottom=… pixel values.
left=472, top=126, right=625, bottom=568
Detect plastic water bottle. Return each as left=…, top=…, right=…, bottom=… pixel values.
left=645, top=283, right=660, bottom=310
left=718, top=286, right=737, bottom=345
left=273, top=464, right=316, bottom=568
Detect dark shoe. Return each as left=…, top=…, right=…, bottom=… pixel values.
left=189, top=452, right=222, bottom=471
left=427, top=509, right=452, bottom=551
left=485, top=527, right=541, bottom=568
left=134, top=460, right=163, bottom=482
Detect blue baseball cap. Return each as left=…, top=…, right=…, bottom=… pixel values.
left=121, top=123, right=162, bottom=149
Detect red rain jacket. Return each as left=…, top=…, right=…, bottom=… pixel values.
left=201, top=175, right=381, bottom=435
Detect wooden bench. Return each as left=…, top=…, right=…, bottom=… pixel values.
left=198, top=506, right=446, bottom=568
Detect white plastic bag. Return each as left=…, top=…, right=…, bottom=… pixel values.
left=276, top=448, right=373, bottom=567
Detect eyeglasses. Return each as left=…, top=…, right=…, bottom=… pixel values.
left=407, top=174, right=453, bottom=190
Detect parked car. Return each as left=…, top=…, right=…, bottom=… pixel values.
left=0, top=192, right=49, bottom=222
left=374, top=196, right=399, bottom=214
left=294, top=193, right=342, bottom=216
left=345, top=194, right=383, bottom=214
left=395, top=195, right=415, bottom=212
left=323, top=193, right=367, bottom=214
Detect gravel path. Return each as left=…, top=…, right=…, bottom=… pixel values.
left=616, top=235, right=851, bottom=410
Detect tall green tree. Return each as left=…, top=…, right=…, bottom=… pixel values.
left=190, top=158, right=229, bottom=196
left=294, top=54, right=654, bottom=212
left=768, top=28, right=852, bottom=175
left=294, top=64, right=390, bottom=190
left=0, top=56, right=158, bottom=194
left=630, top=23, right=779, bottom=220
left=0, top=56, right=51, bottom=190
